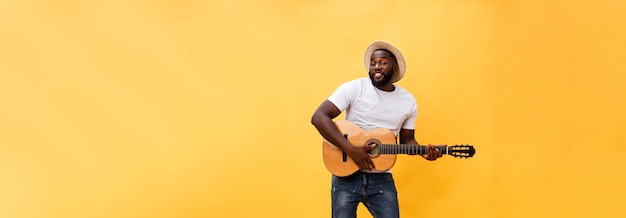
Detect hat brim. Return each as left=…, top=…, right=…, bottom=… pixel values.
left=364, top=40, right=406, bottom=83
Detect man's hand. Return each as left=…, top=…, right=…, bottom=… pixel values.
left=422, top=144, right=442, bottom=161
left=346, top=144, right=376, bottom=171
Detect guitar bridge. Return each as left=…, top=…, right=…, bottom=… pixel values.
left=342, top=134, right=348, bottom=162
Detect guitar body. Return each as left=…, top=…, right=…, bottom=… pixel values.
left=323, top=120, right=398, bottom=177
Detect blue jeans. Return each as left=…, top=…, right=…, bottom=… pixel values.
left=331, top=171, right=399, bottom=218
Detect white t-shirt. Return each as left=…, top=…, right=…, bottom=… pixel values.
left=328, top=78, right=418, bottom=136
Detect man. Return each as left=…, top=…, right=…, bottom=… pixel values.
left=311, top=40, right=442, bottom=218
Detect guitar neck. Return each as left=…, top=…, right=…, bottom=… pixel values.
left=378, top=144, right=448, bottom=155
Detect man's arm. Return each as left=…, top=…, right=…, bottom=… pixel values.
left=311, top=100, right=375, bottom=171
left=399, top=129, right=442, bottom=161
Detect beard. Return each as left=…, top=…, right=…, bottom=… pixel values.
left=369, top=69, right=394, bottom=88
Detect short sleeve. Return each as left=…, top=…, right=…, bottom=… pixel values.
left=327, top=79, right=360, bottom=112
left=401, top=102, right=418, bottom=130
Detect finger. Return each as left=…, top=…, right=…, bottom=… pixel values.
left=357, top=158, right=370, bottom=171
left=358, top=162, right=366, bottom=170
left=365, top=143, right=376, bottom=151
left=427, top=146, right=435, bottom=159
left=432, top=147, right=440, bottom=158
left=437, top=146, right=442, bottom=157
left=431, top=146, right=439, bottom=160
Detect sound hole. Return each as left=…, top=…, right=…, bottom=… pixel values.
left=364, top=139, right=381, bottom=156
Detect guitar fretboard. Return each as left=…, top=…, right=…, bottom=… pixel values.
left=379, top=144, right=448, bottom=155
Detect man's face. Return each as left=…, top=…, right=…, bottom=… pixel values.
left=368, top=49, right=397, bottom=87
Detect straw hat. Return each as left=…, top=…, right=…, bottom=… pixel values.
left=363, top=40, right=406, bottom=83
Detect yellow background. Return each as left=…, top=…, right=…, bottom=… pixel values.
left=1, top=0, right=625, bottom=217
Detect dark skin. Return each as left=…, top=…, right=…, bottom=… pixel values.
left=311, top=50, right=442, bottom=171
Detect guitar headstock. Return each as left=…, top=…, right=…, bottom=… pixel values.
left=447, top=144, right=475, bottom=158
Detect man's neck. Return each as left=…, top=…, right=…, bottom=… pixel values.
left=375, top=83, right=395, bottom=92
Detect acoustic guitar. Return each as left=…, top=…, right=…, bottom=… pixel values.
left=323, top=120, right=475, bottom=177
